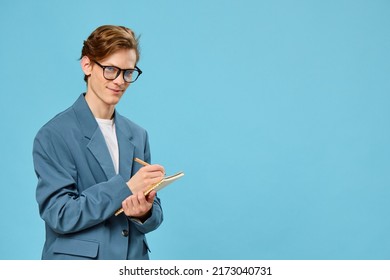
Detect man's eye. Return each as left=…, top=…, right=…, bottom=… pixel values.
left=124, top=70, right=134, bottom=77
left=105, top=66, right=117, bottom=73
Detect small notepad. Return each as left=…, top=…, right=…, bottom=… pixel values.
left=144, top=171, right=185, bottom=195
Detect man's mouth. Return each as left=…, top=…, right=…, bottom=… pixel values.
left=107, top=87, right=123, bottom=93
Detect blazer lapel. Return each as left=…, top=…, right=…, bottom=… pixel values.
left=115, top=114, right=136, bottom=180
left=87, top=129, right=117, bottom=179
left=72, top=93, right=116, bottom=179
left=116, top=129, right=135, bottom=180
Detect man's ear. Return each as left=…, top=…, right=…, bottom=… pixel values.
left=80, top=56, right=92, bottom=76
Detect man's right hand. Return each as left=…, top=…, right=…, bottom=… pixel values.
left=126, top=164, right=165, bottom=194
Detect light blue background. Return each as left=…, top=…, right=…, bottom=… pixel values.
left=0, top=0, right=389, bottom=260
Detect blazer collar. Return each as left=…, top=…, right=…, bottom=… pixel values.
left=72, top=93, right=99, bottom=140
left=71, top=93, right=135, bottom=180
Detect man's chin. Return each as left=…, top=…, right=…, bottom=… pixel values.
left=107, top=92, right=124, bottom=103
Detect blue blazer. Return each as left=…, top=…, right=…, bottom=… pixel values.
left=33, top=94, right=163, bottom=259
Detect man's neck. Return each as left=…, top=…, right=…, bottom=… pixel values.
left=84, top=92, right=115, bottom=119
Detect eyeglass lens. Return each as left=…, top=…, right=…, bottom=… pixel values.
left=103, top=66, right=139, bottom=83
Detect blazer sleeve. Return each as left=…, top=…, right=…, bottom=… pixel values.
left=129, top=197, right=163, bottom=234
left=33, top=127, right=131, bottom=234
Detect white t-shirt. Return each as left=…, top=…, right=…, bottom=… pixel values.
left=96, top=118, right=119, bottom=174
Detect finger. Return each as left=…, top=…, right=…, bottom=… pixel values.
left=150, top=170, right=165, bottom=178
left=145, top=191, right=156, bottom=203
left=135, top=192, right=150, bottom=213
left=141, top=164, right=165, bottom=174
left=137, top=168, right=164, bottom=181
left=137, top=191, right=147, bottom=203
left=131, top=194, right=140, bottom=209
left=121, top=197, right=133, bottom=213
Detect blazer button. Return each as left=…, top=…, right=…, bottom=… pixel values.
left=122, top=229, right=129, bottom=237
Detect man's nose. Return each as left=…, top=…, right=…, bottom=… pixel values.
left=113, top=71, right=125, bottom=85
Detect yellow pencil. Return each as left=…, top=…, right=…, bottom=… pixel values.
left=134, top=157, right=149, bottom=166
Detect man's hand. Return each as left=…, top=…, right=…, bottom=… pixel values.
left=126, top=164, right=165, bottom=194
left=122, top=163, right=164, bottom=220
left=121, top=191, right=156, bottom=221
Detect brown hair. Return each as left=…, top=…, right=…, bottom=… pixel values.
left=80, top=25, right=140, bottom=82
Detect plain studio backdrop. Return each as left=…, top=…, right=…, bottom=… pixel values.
left=0, top=0, right=389, bottom=260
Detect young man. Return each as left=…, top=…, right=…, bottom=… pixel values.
left=33, top=25, right=164, bottom=259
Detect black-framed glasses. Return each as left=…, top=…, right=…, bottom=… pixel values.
left=93, top=60, right=142, bottom=83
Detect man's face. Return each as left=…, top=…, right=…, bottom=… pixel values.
left=86, top=48, right=137, bottom=108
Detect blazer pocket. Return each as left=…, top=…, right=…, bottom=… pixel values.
left=53, top=237, right=99, bottom=259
